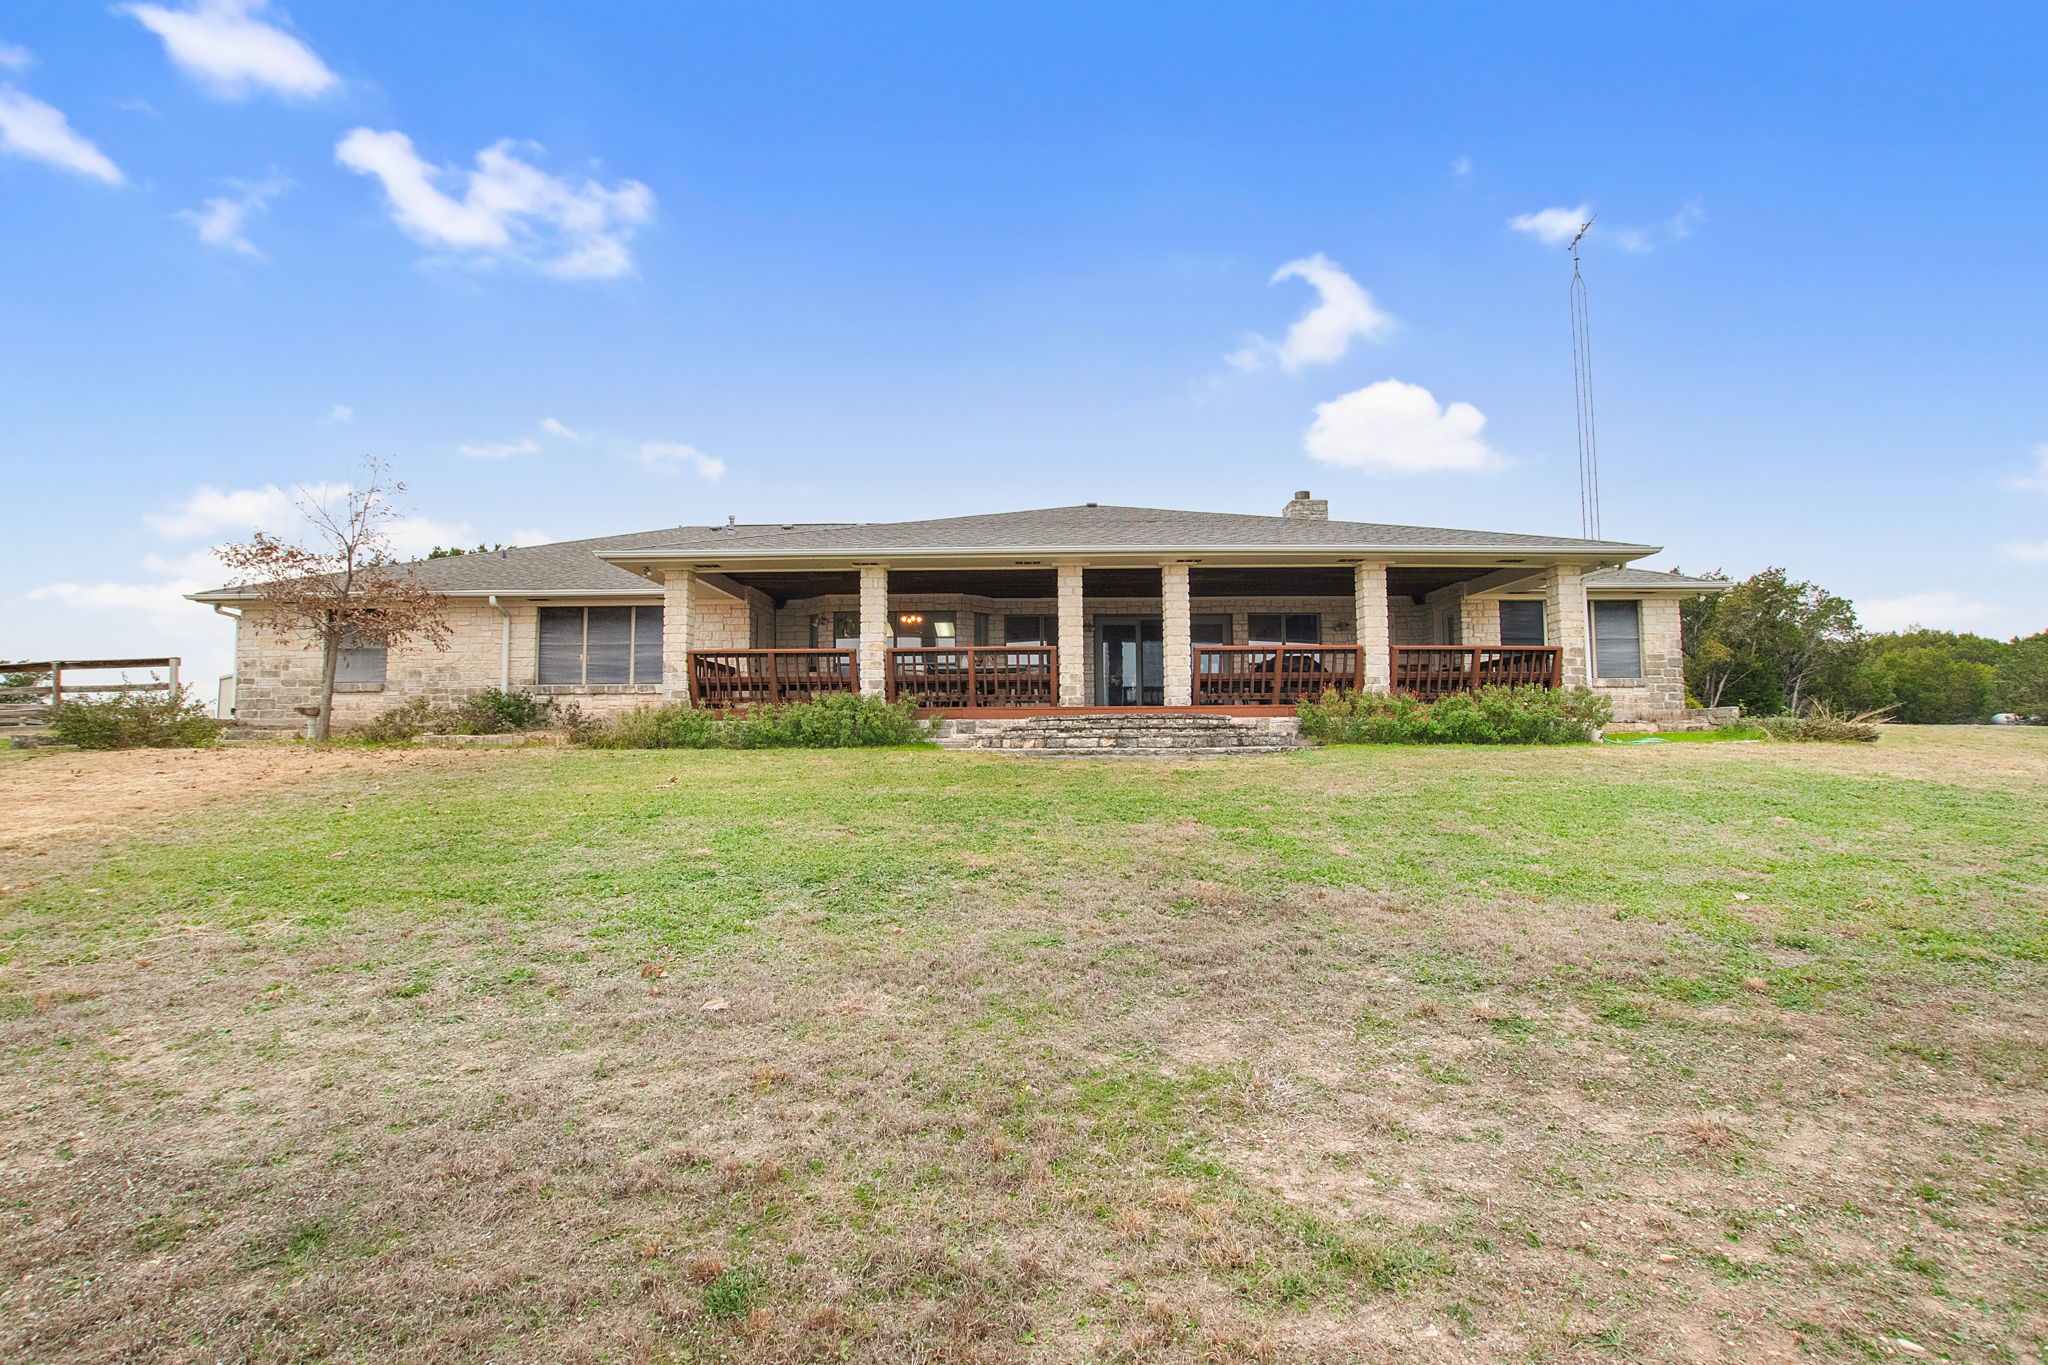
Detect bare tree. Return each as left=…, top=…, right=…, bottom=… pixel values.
left=216, top=460, right=451, bottom=739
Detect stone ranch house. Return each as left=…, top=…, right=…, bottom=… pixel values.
left=192, top=494, right=1726, bottom=733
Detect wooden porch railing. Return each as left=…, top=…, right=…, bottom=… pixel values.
left=1390, top=645, right=1562, bottom=697
left=1193, top=645, right=1364, bottom=706
left=689, top=649, right=858, bottom=707
left=886, top=646, right=1057, bottom=709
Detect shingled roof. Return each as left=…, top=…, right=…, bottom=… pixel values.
left=191, top=505, right=1675, bottom=602
left=1583, top=567, right=1728, bottom=592
left=599, top=504, right=1656, bottom=560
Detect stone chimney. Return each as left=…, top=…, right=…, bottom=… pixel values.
left=1281, top=490, right=1329, bottom=521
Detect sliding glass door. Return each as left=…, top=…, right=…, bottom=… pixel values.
left=1097, top=617, right=1164, bottom=705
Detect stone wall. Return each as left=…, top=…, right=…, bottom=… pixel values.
left=1587, top=595, right=1686, bottom=723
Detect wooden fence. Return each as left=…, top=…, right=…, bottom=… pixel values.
left=0, top=658, right=182, bottom=730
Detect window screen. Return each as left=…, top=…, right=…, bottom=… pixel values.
left=1592, top=600, right=1643, bottom=678
left=336, top=642, right=387, bottom=685
left=1499, top=599, right=1546, bottom=646
left=1247, top=613, right=1320, bottom=643
left=537, top=605, right=664, bottom=684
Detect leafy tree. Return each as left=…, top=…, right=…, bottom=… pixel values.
left=1862, top=631, right=2000, bottom=724
left=1683, top=568, right=1860, bottom=714
left=215, top=460, right=451, bottom=740
left=1996, top=632, right=2048, bottom=721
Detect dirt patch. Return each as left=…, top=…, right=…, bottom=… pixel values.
left=0, top=745, right=476, bottom=865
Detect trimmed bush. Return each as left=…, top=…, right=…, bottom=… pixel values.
left=50, top=688, right=221, bottom=750
left=1297, top=685, right=1612, bottom=746
left=574, top=694, right=929, bottom=750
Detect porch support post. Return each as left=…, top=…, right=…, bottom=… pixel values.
left=1545, top=564, right=1590, bottom=686
left=1160, top=562, right=1192, bottom=706
left=1354, top=562, right=1391, bottom=692
left=857, top=565, right=889, bottom=698
left=1056, top=564, right=1086, bottom=706
left=661, top=569, right=697, bottom=702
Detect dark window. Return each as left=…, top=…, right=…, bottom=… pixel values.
left=1003, top=614, right=1048, bottom=645
left=538, top=605, right=665, bottom=685
left=1191, top=614, right=1232, bottom=645
left=1499, top=599, right=1546, bottom=646
left=974, top=612, right=990, bottom=646
left=1441, top=610, right=1464, bottom=646
left=1247, top=613, right=1320, bottom=644
left=832, top=611, right=861, bottom=648
left=1591, top=600, right=1643, bottom=678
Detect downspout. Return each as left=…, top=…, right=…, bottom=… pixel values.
left=212, top=604, right=242, bottom=720
left=488, top=595, right=511, bottom=690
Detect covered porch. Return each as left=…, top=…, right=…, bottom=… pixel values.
left=669, top=560, right=1579, bottom=713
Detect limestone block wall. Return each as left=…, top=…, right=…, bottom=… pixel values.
left=1589, top=596, right=1686, bottom=723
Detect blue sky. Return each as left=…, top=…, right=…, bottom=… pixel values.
left=4, top=2, right=2045, bottom=687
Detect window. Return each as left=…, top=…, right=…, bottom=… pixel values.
left=335, top=639, right=387, bottom=687
left=833, top=611, right=860, bottom=648
left=892, top=611, right=956, bottom=647
left=1499, top=599, right=1546, bottom=646
left=1247, top=613, right=1320, bottom=644
left=974, top=612, right=991, bottom=646
left=1003, top=614, right=1049, bottom=645
left=538, top=605, right=665, bottom=685
left=1591, top=600, right=1642, bottom=679
left=1191, top=614, right=1232, bottom=646
left=1440, top=611, right=1464, bottom=646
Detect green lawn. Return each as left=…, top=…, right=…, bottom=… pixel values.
left=3, top=730, right=2045, bottom=1362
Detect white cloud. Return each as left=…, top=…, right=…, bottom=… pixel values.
left=1611, top=227, right=1653, bottom=254
left=0, top=41, right=33, bottom=71
left=335, top=128, right=654, bottom=280
left=325, top=403, right=353, bottom=423
left=119, top=0, right=337, bottom=100
left=1303, top=379, right=1507, bottom=476
left=2000, top=542, right=2048, bottom=564
left=1857, top=590, right=1999, bottom=632
left=457, top=437, right=540, bottom=461
left=383, top=514, right=475, bottom=558
left=1449, top=155, right=1472, bottom=183
left=178, top=175, right=288, bottom=256
left=540, top=416, right=589, bottom=442
left=2008, top=443, right=2048, bottom=493
left=1508, top=204, right=1590, bottom=246
left=145, top=483, right=298, bottom=538
left=635, top=441, right=724, bottom=480
left=507, top=528, right=553, bottom=547
left=0, top=85, right=123, bottom=184
left=1667, top=199, right=1704, bottom=239
left=1226, top=253, right=1395, bottom=372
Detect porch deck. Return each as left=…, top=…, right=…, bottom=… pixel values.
left=688, top=644, right=1563, bottom=712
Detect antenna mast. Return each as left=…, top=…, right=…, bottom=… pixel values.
left=1567, top=216, right=1601, bottom=540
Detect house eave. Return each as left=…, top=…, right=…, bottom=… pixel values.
left=595, top=543, right=1664, bottom=573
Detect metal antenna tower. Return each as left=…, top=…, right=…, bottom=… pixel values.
left=1567, top=216, right=1601, bottom=540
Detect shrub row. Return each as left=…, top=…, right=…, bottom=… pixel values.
left=50, top=690, right=221, bottom=749
left=1297, top=685, right=1613, bottom=745
left=358, top=688, right=562, bottom=742
left=572, top=694, right=929, bottom=749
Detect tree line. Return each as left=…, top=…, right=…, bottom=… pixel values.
left=1680, top=568, right=2047, bottom=723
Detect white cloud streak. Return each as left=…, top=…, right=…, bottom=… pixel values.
left=145, top=483, right=300, bottom=537
left=335, top=128, right=654, bottom=280
left=2001, top=541, right=2048, bottom=564
left=0, top=41, right=33, bottom=71
left=1226, top=253, right=1394, bottom=372
left=325, top=403, right=353, bottom=423
left=635, top=441, right=724, bottom=481
left=457, top=437, right=541, bottom=461
left=1303, top=379, right=1507, bottom=476
left=540, top=417, right=589, bottom=442
left=119, top=0, right=337, bottom=100
left=1507, top=204, right=1590, bottom=246
left=178, top=175, right=288, bottom=256
left=0, top=85, right=123, bottom=183
left=2008, top=443, right=2048, bottom=493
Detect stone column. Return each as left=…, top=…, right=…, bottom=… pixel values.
left=1354, top=562, right=1391, bottom=692
left=1160, top=562, right=1192, bottom=706
left=1056, top=564, right=1086, bottom=706
left=661, top=570, right=696, bottom=702
left=858, top=565, right=889, bottom=698
left=1545, top=564, right=1590, bottom=686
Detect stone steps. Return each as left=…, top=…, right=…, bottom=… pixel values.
left=934, top=713, right=1304, bottom=758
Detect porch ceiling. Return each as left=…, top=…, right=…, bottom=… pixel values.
left=720, top=563, right=1523, bottom=604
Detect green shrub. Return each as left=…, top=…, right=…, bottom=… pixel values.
left=357, top=689, right=557, bottom=741
left=575, top=694, right=930, bottom=749
left=50, top=687, right=220, bottom=750
left=1297, top=685, right=1612, bottom=746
